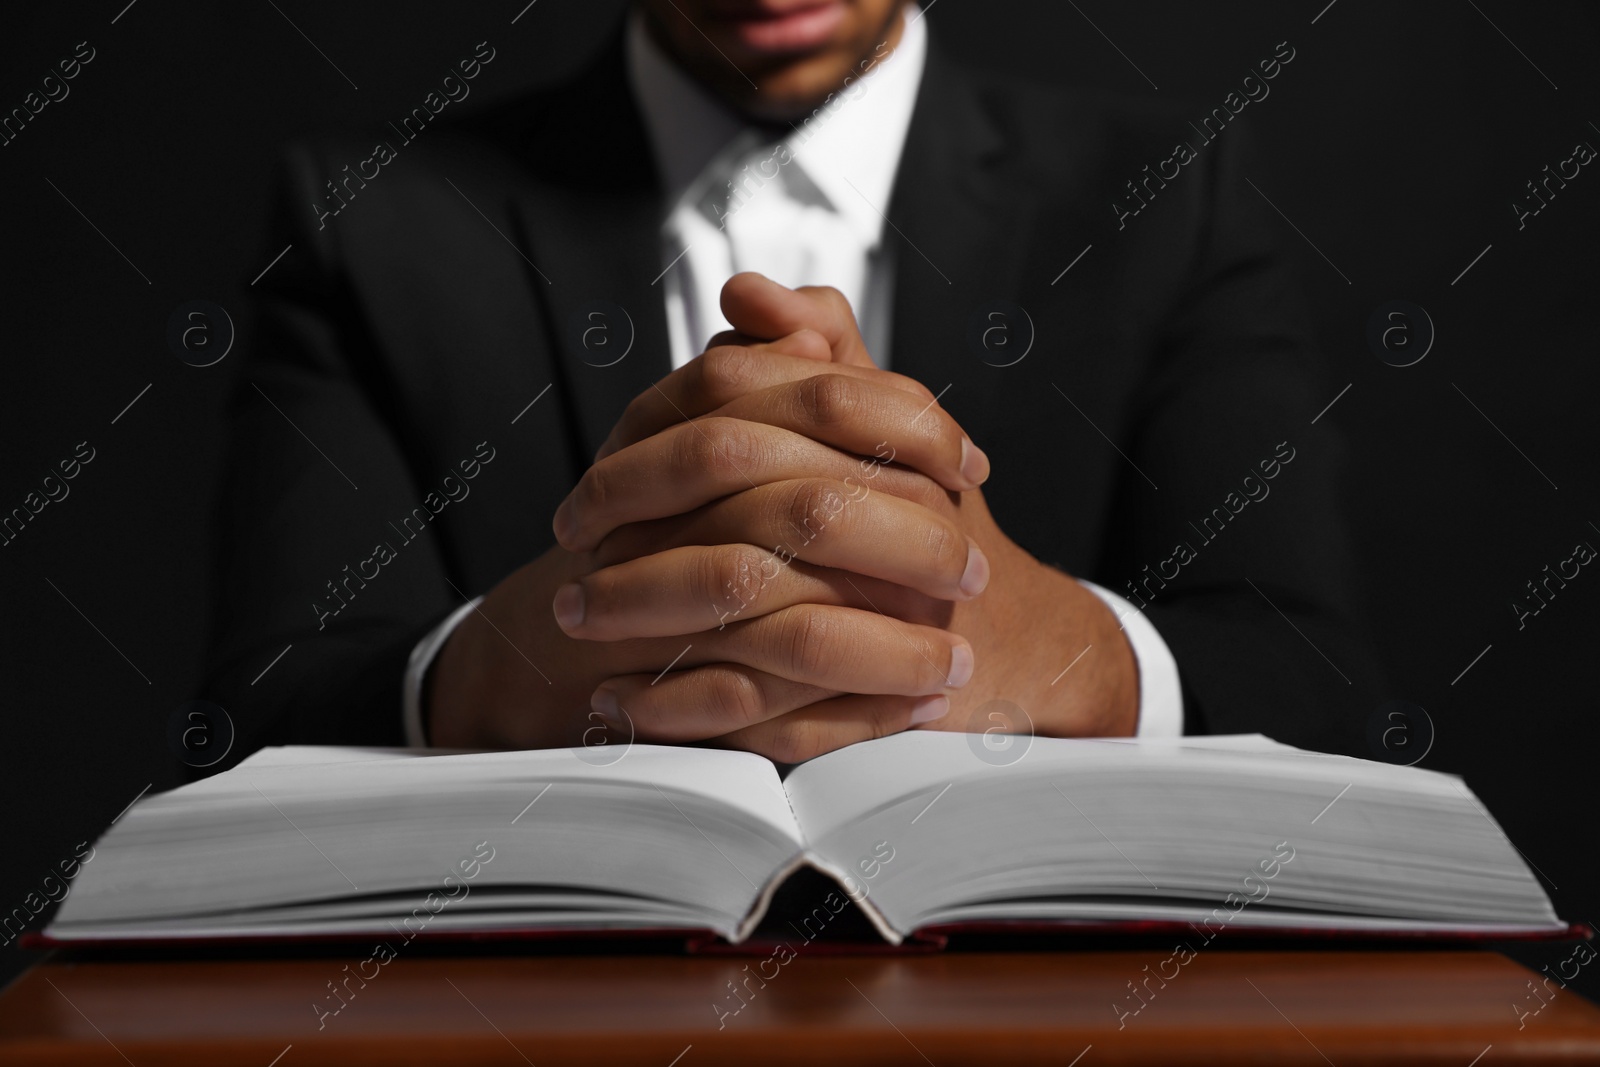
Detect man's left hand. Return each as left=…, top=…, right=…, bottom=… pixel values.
left=566, top=273, right=1140, bottom=759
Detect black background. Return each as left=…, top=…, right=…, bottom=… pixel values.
left=2, top=0, right=1596, bottom=1001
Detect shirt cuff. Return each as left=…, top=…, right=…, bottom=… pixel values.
left=1078, top=580, right=1184, bottom=738
left=402, top=597, right=483, bottom=747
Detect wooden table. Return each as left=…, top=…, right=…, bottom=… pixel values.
left=3, top=949, right=1599, bottom=1065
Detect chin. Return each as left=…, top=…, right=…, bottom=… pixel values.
left=644, top=0, right=904, bottom=122
left=739, top=62, right=855, bottom=120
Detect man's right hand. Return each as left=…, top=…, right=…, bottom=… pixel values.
left=426, top=278, right=988, bottom=753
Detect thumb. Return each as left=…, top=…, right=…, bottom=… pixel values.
left=720, top=272, right=874, bottom=367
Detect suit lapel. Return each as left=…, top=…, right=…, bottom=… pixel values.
left=510, top=39, right=672, bottom=473
left=886, top=40, right=1038, bottom=438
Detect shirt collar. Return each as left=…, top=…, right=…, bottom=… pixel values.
left=626, top=5, right=928, bottom=250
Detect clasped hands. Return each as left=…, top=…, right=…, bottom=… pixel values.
left=427, top=274, right=1139, bottom=759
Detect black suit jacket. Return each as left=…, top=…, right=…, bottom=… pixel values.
left=206, top=29, right=1382, bottom=765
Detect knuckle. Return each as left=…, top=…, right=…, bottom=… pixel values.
left=809, top=285, right=850, bottom=317
left=765, top=715, right=824, bottom=764
left=699, top=544, right=764, bottom=607
left=868, top=699, right=903, bottom=741
left=579, top=462, right=615, bottom=516
left=693, top=417, right=763, bottom=478
left=779, top=608, right=834, bottom=678
left=781, top=480, right=820, bottom=533
left=781, top=479, right=843, bottom=540
left=706, top=667, right=766, bottom=729
left=923, top=519, right=965, bottom=577
left=675, top=425, right=721, bottom=475
left=797, top=374, right=859, bottom=430
left=920, top=634, right=953, bottom=681
left=698, top=345, right=759, bottom=402
left=929, top=412, right=965, bottom=455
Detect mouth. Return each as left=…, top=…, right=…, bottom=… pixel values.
left=709, top=0, right=848, bottom=56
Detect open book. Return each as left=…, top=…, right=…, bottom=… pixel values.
left=43, top=732, right=1564, bottom=947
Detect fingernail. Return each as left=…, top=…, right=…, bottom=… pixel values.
left=947, top=642, right=974, bottom=688
left=959, top=541, right=990, bottom=597
left=552, top=583, right=585, bottom=629
left=590, top=686, right=622, bottom=729
left=960, top=437, right=991, bottom=486
left=552, top=498, right=577, bottom=545
left=910, top=694, right=950, bottom=725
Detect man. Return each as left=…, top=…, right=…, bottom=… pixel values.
left=206, top=0, right=1380, bottom=766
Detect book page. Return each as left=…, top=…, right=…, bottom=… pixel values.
left=205, top=744, right=799, bottom=840
left=232, top=746, right=435, bottom=769
left=783, top=730, right=1452, bottom=845
left=781, top=731, right=1559, bottom=938
left=53, top=743, right=802, bottom=942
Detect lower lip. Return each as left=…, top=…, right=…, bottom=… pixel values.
left=721, top=2, right=847, bottom=55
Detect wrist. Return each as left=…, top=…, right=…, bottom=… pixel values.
left=996, top=556, right=1139, bottom=738
left=425, top=610, right=485, bottom=747
left=1070, top=576, right=1140, bottom=735
left=425, top=551, right=579, bottom=749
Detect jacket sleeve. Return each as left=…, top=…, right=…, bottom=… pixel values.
left=1100, top=125, right=1385, bottom=757
left=200, top=145, right=460, bottom=765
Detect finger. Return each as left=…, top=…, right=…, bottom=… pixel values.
left=704, top=327, right=832, bottom=363
left=712, top=692, right=952, bottom=764
left=705, top=373, right=990, bottom=491
left=720, top=273, right=874, bottom=367
left=553, top=543, right=948, bottom=641
left=596, top=345, right=933, bottom=461
left=560, top=417, right=863, bottom=552
left=700, top=604, right=973, bottom=696
left=563, top=412, right=979, bottom=552
left=592, top=479, right=991, bottom=603
left=590, top=664, right=838, bottom=743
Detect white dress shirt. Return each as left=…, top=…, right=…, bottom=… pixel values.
left=631, top=7, right=918, bottom=366
left=401, top=6, right=1182, bottom=744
